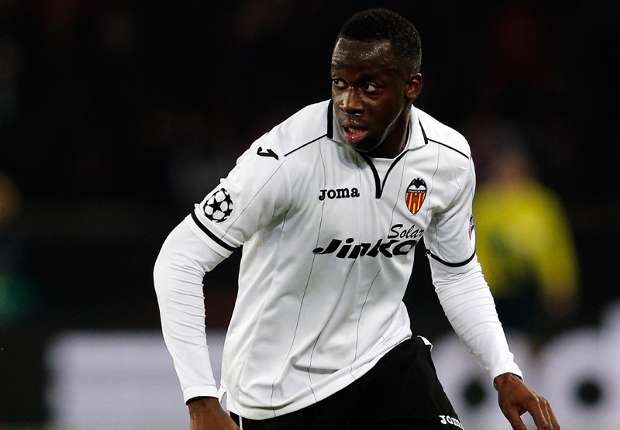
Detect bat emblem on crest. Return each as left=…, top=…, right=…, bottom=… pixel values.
left=405, top=178, right=427, bottom=215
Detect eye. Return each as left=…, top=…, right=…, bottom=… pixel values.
left=362, top=82, right=378, bottom=94
left=331, top=78, right=347, bottom=89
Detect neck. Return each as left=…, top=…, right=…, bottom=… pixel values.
left=367, top=109, right=410, bottom=158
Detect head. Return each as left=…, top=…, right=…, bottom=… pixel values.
left=331, top=8, right=423, bottom=155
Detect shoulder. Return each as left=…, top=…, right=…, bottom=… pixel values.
left=415, top=107, right=474, bottom=196
left=233, top=100, right=329, bottom=193
left=416, top=107, right=471, bottom=162
left=258, top=100, right=330, bottom=159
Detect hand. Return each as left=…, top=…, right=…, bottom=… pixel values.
left=188, top=397, right=239, bottom=430
left=494, top=373, right=560, bottom=430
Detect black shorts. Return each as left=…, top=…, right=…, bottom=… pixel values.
left=231, top=336, right=463, bottom=430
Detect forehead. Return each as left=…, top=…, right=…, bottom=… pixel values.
left=331, top=38, right=398, bottom=72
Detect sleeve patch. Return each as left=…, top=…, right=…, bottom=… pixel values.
left=468, top=214, right=475, bottom=240
left=203, top=188, right=234, bottom=223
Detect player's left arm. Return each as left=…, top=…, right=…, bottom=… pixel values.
left=425, top=156, right=559, bottom=430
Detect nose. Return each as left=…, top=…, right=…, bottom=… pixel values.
left=338, top=88, right=363, bottom=116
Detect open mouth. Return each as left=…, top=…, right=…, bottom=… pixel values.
left=342, top=125, right=368, bottom=144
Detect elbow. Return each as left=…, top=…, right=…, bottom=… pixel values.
left=153, top=250, right=166, bottom=295
left=153, top=241, right=174, bottom=296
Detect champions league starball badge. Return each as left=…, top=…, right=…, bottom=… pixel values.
left=204, top=188, right=234, bottom=223
left=405, top=178, right=427, bottom=215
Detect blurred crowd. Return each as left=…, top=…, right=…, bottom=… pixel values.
left=1, top=0, right=617, bottom=334
left=0, top=0, right=618, bottom=422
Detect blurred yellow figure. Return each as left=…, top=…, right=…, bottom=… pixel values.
left=474, top=144, right=579, bottom=337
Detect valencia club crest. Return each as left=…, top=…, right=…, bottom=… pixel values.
left=405, top=178, right=427, bottom=215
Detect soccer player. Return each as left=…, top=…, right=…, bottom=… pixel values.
left=154, top=8, right=559, bottom=430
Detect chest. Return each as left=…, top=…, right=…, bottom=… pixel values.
left=297, top=145, right=450, bottom=258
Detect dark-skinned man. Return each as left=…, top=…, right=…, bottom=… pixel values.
left=154, top=8, right=560, bottom=430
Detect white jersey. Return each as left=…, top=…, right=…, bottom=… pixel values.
left=154, top=100, right=522, bottom=420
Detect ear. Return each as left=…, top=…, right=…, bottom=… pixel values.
left=404, top=73, right=423, bottom=102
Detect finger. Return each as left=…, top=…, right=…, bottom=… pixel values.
left=543, top=398, right=560, bottom=430
left=540, top=398, right=555, bottom=429
left=504, top=406, right=528, bottom=430
left=540, top=403, right=553, bottom=430
left=528, top=398, right=550, bottom=429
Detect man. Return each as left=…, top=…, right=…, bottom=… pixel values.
left=154, top=8, right=559, bottom=430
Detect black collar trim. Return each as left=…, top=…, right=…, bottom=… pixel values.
left=327, top=99, right=334, bottom=139
left=360, top=148, right=410, bottom=199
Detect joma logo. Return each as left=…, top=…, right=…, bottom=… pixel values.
left=318, top=187, right=360, bottom=201
left=438, top=415, right=463, bottom=429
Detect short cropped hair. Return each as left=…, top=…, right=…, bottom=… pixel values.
left=338, top=8, right=422, bottom=75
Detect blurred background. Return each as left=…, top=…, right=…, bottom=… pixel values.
left=0, top=0, right=618, bottom=429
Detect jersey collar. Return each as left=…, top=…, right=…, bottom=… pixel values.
left=408, top=107, right=426, bottom=151
left=326, top=101, right=426, bottom=153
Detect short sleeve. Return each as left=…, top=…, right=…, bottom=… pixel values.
left=187, top=132, right=290, bottom=257
left=425, top=158, right=478, bottom=275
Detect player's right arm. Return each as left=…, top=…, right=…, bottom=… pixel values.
left=153, top=132, right=289, bottom=429
left=154, top=220, right=236, bottom=429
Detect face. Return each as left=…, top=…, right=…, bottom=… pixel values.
left=331, top=38, right=422, bottom=154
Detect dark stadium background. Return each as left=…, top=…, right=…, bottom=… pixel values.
left=0, top=0, right=618, bottom=425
